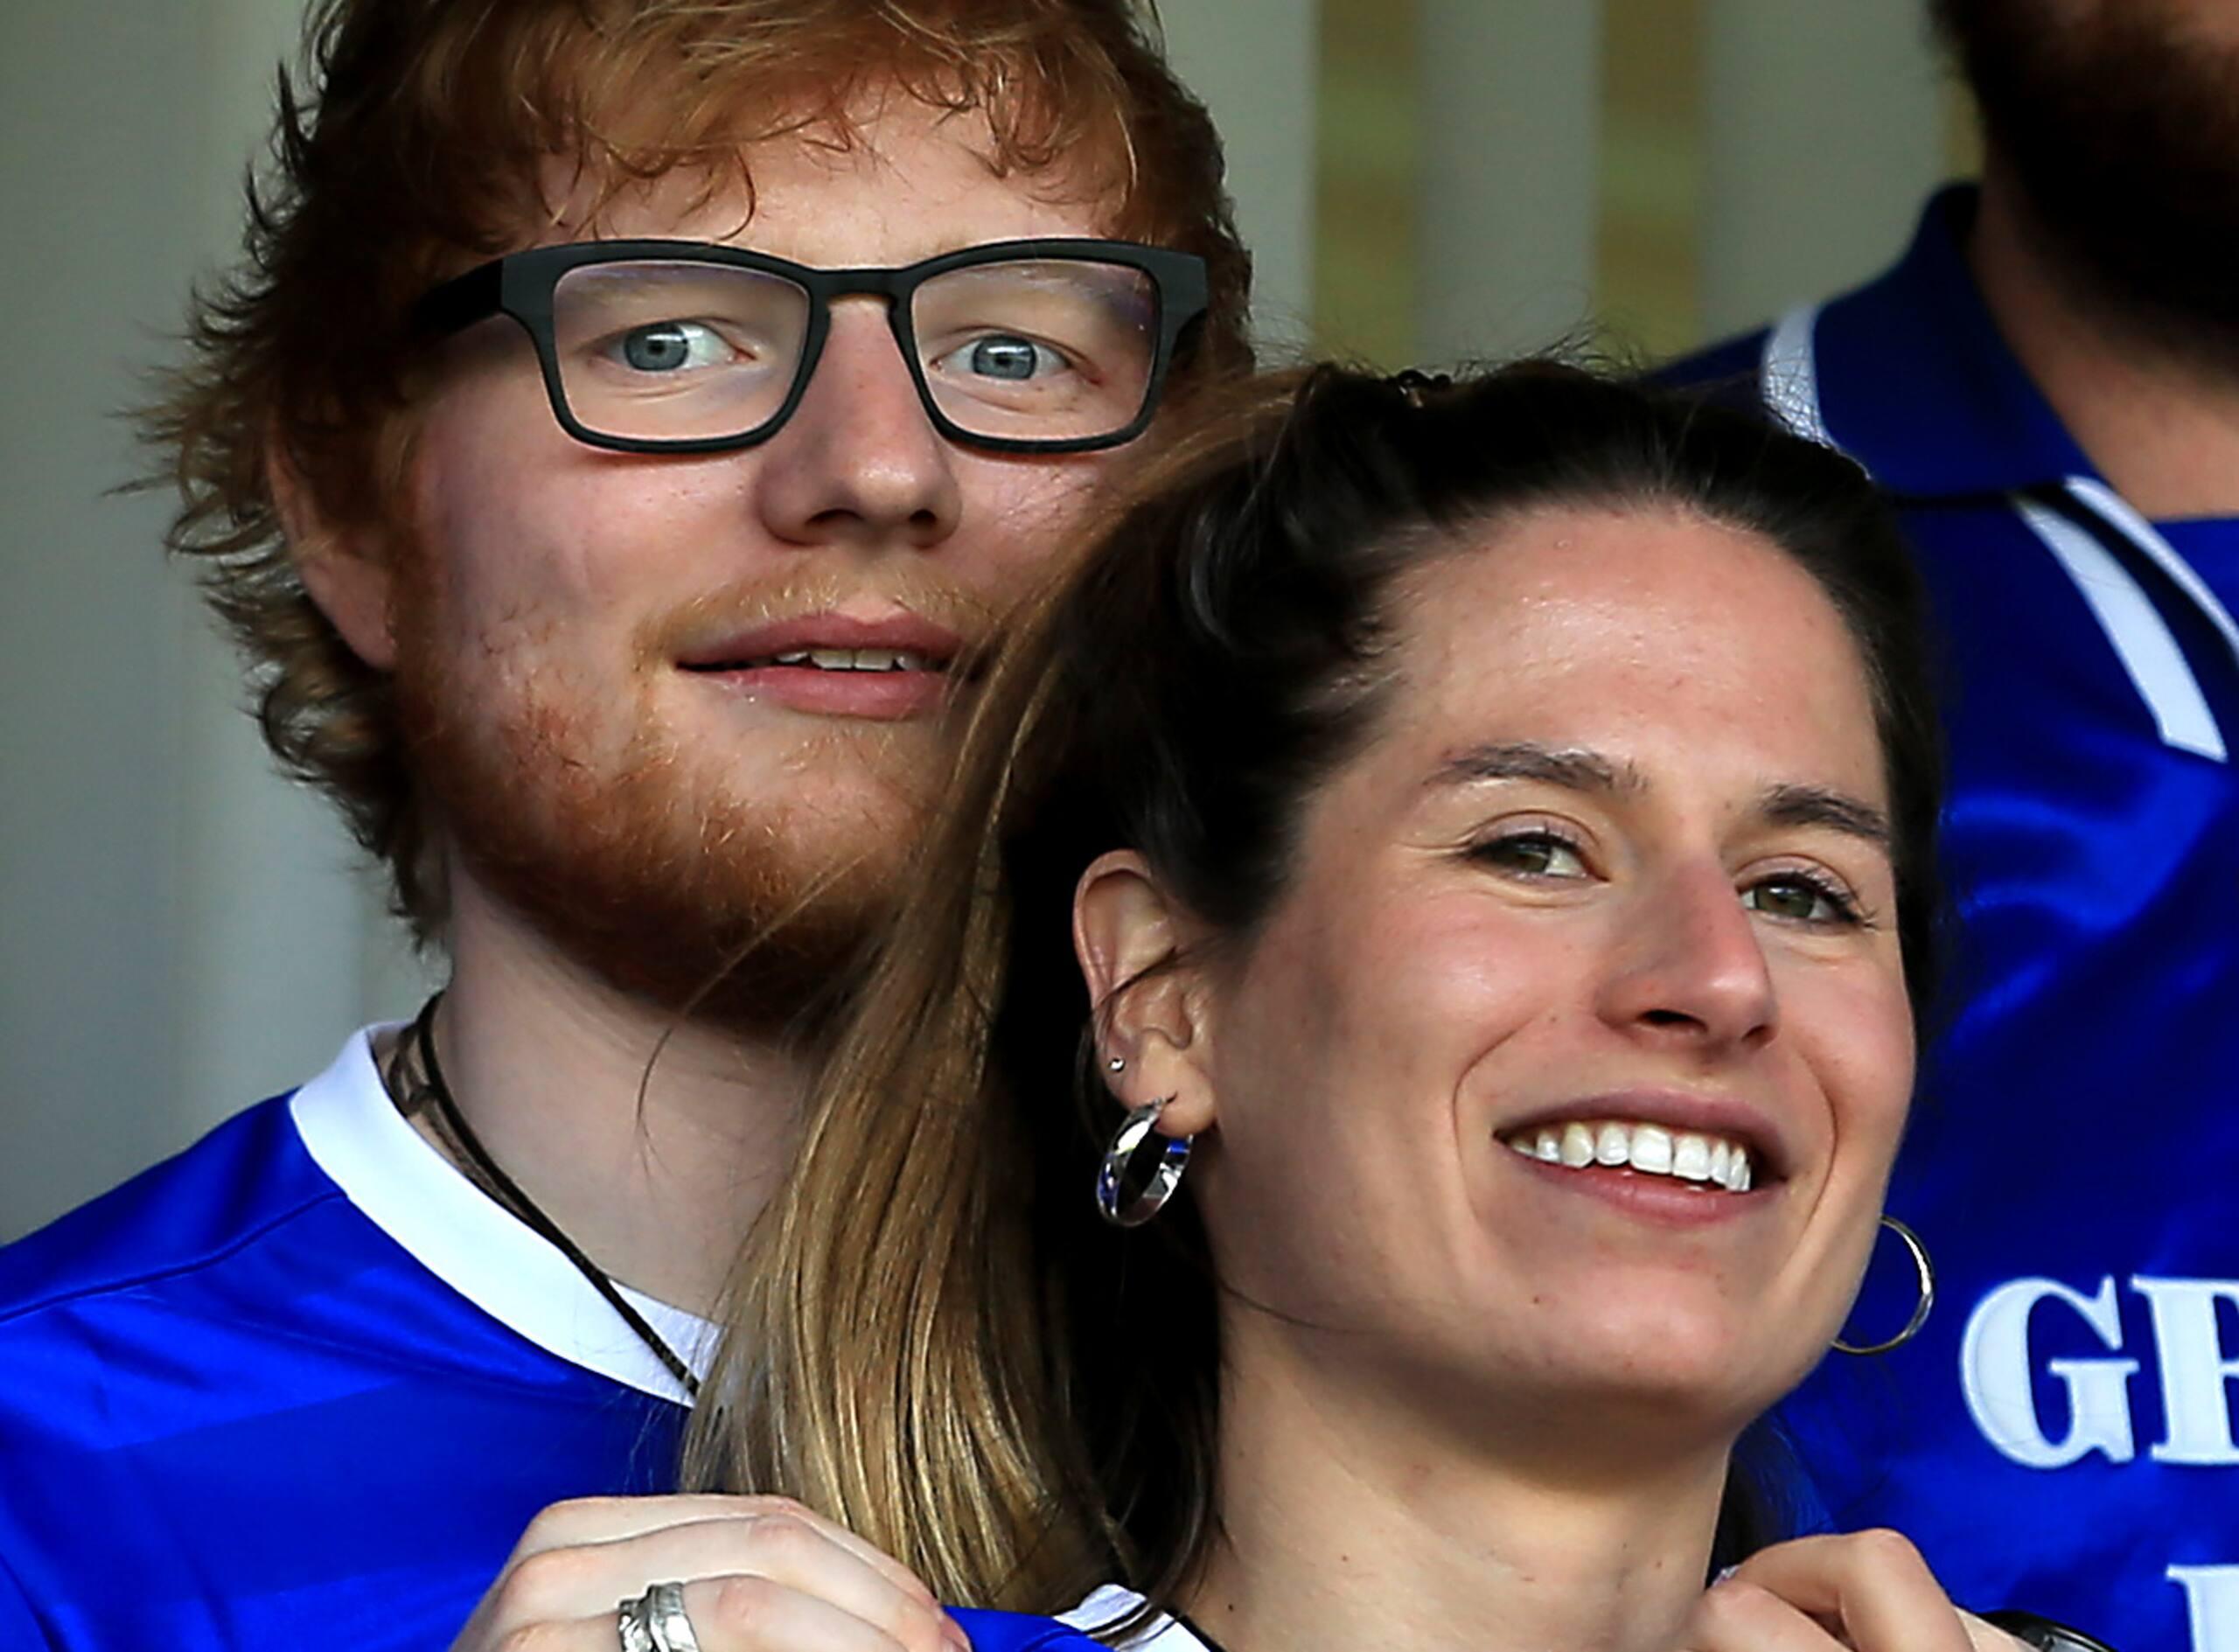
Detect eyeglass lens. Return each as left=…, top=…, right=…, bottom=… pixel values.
left=547, top=257, right=1161, bottom=446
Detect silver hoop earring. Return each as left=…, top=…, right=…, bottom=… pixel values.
left=1833, top=1216, right=1935, bottom=1356
left=1094, top=1098, right=1191, bottom=1227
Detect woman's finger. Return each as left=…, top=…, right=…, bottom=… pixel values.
left=490, top=1514, right=958, bottom=1648
left=1677, top=1575, right=1850, bottom=1652
left=517, top=1577, right=958, bottom=1652
left=1728, top=1532, right=1975, bottom=1652
left=507, top=1495, right=937, bottom=1603
left=1959, top=1609, right=2038, bottom=1652
left=666, top=1572, right=962, bottom=1652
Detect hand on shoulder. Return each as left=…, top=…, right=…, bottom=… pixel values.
left=452, top=1494, right=968, bottom=1652
left=1680, top=1531, right=2030, bottom=1652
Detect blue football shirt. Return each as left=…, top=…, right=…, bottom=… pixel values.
left=1671, top=185, right=2239, bottom=1652
left=0, top=1028, right=719, bottom=1648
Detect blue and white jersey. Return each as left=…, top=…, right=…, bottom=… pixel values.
left=1672, top=186, right=2239, bottom=1652
left=0, top=1028, right=715, bottom=1649
left=1059, top=1586, right=1206, bottom=1649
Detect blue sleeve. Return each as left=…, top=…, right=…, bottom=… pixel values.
left=948, top=1606, right=1108, bottom=1650
left=0, top=1548, right=54, bottom=1649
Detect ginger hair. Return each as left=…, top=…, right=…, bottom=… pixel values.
left=145, top=0, right=1251, bottom=936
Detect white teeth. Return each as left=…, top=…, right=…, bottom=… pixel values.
left=709, top=645, right=943, bottom=673
left=773, top=647, right=933, bottom=673
left=1629, top=1124, right=1673, bottom=1175
left=1505, top=1119, right=1760, bottom=1194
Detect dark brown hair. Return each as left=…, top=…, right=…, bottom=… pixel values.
left=145, top=0, right=1252, bottom=937
left=692, top=361, right=1946, bottom=1612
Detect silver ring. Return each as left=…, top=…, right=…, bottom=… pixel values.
left=646, top=1582, right=703, bottom=1652
left=616, top=1593, right=657, bottom=1652
left=618, top=1582, right=701, bottom=1652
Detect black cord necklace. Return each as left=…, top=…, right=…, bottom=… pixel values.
left=1170, top=1608, right=1231, bottom=1652
left=403, top=993, right=701, bottom=1398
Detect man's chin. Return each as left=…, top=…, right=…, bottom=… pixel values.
left=456, top=822, right=907, bottom=1045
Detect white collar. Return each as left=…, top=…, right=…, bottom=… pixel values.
left=1060, top=1586, right=1207, bottom=1650
left=289, top=1024, right=717, bottom=1404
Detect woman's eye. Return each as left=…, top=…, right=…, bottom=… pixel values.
left=1741, top=872, right=1859, bottom=925
left=611, top=319, right=734, bottom=373
left=944, top=333, right=1068, bottom=382
left=1472, top=832, right=1588, bottom=879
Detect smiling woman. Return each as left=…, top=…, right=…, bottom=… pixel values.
left=689, top=361, right=2016, bottom=1652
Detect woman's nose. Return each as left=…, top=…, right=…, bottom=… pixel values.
left=1594, top=863, right=1779, bottom=1056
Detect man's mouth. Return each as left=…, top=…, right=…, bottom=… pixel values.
left=673, top=613, right=969, bottom=720
left=683, top=646, right=947, bottom=675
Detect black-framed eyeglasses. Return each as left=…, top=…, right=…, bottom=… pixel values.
left=411, top=237, right=1210, bottom=456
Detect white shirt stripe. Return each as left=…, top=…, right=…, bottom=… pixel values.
left=1060, top=1585, right=1207, bottom=1650
left=2013, top=498, right=2227, bottom=762
left=1760, top=303, right=1832, bottom=449
left=1754, top=323, right=2229, bottom=763
left=2063, top=475, right=2239, bottom=673
left=289, top=1027, right=717, bottom=1404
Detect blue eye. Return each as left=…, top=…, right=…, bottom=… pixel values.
left=613, top=320, right=732, bottom=373
left=960, top=335, right=1063, bottom=381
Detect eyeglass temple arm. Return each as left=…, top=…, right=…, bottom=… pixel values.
left=410, top=261, right=506, bottom=338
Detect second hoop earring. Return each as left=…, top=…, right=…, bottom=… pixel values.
left=1832, top=1215, right=1936, bottom=1356
left=1094, top=1098, right=1192, bottom=1227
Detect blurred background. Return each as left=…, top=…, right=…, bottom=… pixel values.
left=0, top=0, right=1969, bottom=1238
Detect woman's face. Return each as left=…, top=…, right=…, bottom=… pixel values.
left=1168, top=505, right=1915, bottom=1451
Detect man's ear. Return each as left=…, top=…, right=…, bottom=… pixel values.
left=1074, top=849, right=1220, bottom=1137
left=270, top=447, right=401, bottom=672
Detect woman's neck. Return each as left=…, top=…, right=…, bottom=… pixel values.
left=1179, top=1334, right=1731, bottom=1652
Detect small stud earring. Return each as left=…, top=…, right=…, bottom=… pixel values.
left=1106, top=1056, right=1126, bottom=1075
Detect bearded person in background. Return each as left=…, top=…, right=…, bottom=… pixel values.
left=0, top=3, right=1248, bottom=1648
left=1669, top=4, right=2239, bottom=1649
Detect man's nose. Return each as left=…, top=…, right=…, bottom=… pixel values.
left=1594, top=861, right=1779, bottom=1056
left=752, top=299, right=964, bottom=550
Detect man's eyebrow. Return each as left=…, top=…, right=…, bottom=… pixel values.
left=1429, top=742, right=1646, bottom=795
left=1758, top=784, right=1892, bottom=847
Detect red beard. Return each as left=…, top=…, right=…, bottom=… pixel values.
left=387, top=549, right=993, bottom=1042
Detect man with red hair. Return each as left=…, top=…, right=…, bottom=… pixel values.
left=0, top=3, right=1247, bottom=1647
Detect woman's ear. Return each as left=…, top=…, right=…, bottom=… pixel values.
left=1075, top=850, right=1219, bottom=1137
left=270, top=446, right=401, bottom=672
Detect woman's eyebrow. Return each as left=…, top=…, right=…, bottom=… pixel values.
left=1428, top=746, right=1892, bottom=847
left=1429, top=741, right=1646, bottom=796
left=1758, top=784, right=1891, bottom=847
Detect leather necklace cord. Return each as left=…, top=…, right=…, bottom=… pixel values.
left=1171, top=1608, right=1231, bottom=1652
left=403, top=993, right=701, bottom=1399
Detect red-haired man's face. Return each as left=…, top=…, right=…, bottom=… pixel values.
left=335, top=100, right=1135, bottom=1022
